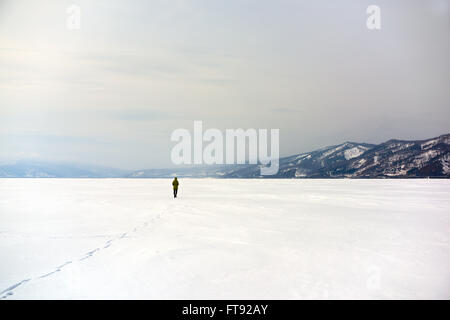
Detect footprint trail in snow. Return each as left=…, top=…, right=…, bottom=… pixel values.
left=0, top=204, right=173, bottom=299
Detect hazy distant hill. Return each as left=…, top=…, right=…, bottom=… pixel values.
left=126, top=165, right=245, bottom=178
left=0, top=160, right=129, bottom=178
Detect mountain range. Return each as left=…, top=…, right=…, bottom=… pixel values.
left=222, top=133, right=449, bottom=178
left=1, top=133, right=448, bottom=178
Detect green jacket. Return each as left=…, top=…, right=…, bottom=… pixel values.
left=172, top=178, right=179, bottom=190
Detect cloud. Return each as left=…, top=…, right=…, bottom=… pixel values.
left=108, top=109, right=181, bottom=122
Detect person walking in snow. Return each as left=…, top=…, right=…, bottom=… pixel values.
left=172, top=177, right=179, bottom=198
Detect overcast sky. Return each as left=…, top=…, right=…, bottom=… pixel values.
left=0, top=0, right=449, bottom=169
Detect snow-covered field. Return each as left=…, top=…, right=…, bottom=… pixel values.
left=0, top=179, right=449, bottom=299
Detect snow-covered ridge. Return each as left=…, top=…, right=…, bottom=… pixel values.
left=223, top=133, right=450, bottom=178
left=344, top=146, right=369, bottom=160
left=442, top=154, right=450, bottom=174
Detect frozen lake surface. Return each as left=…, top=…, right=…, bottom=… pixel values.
left=0, top=179, right=449, bottom=299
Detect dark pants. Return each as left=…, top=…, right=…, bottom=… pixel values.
left=173, top=188, right=178, bottom=198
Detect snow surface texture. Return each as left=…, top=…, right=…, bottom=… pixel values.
left=0, top=179, right=449, bottom=299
